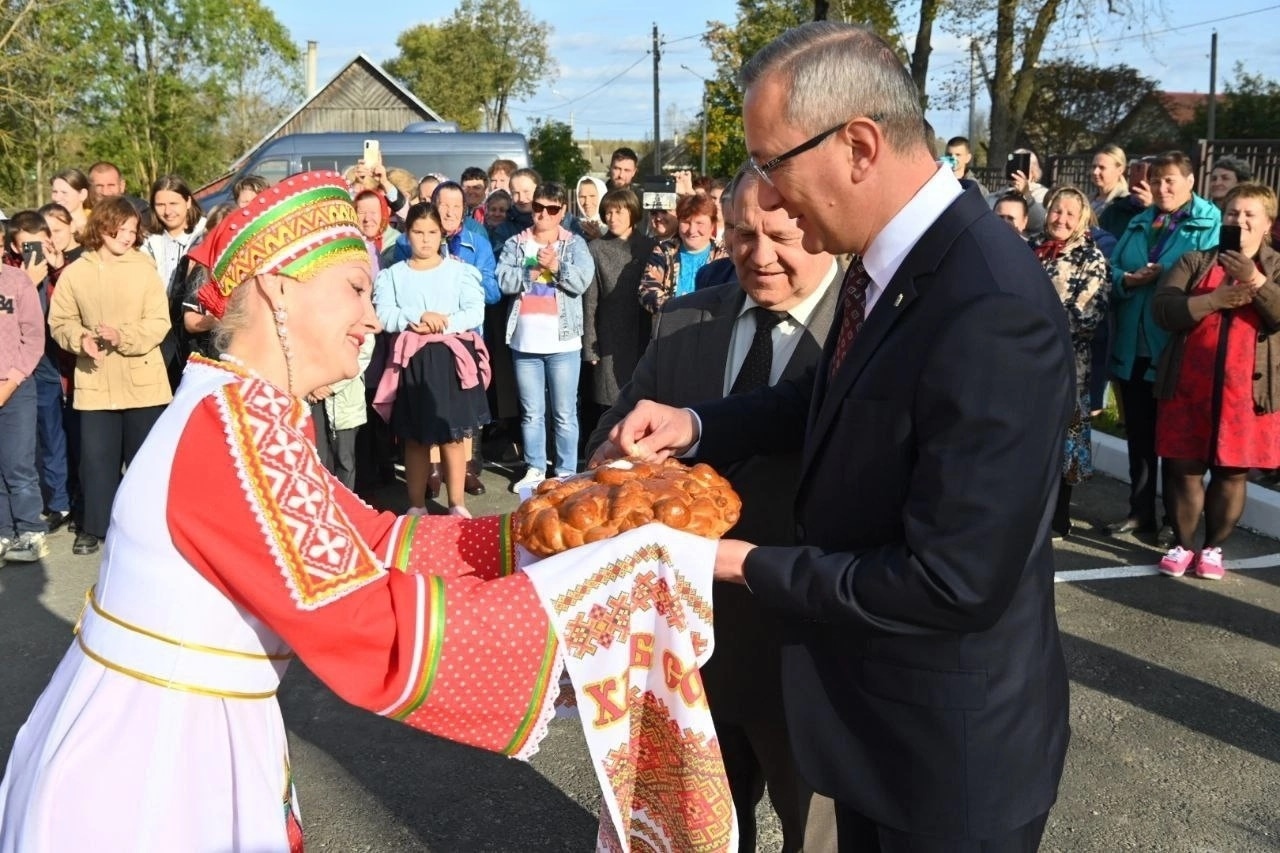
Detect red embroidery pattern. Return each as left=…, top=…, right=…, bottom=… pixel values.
left=600, top=690, right=734, bottom=853
left=219, top=378, right=382, bottom=610
left=561, top=571, right=690, bottom=660
left=549, top=544, right=673, bottom=614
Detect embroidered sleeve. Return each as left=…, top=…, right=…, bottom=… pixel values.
left=167, top=379, right=558, bottom=758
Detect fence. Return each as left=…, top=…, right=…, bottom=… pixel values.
left=1195, top=139, right=1280, bottom=190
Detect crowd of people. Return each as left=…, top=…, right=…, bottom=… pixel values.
left=3, top=19, right=1279, bottom=851
left=975, top=143, right=1280, bottom=579
left=5, top=138, right=1276, bottom=581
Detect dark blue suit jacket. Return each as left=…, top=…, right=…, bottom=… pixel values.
left=693, top=187, right=1074, bottom=839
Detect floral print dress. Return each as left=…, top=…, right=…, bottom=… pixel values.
left=1033, top=234, right=1110, bottom=484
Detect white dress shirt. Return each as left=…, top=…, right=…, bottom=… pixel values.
left=723, top=260, right=839, bottom=395
left=861, top=165, right=963, bottom=318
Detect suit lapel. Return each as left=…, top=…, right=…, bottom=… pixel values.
left=799, top=190, right=987, bottom=481
left=689, top=286, right=745, bottom=402
left=779, top=262, right=842, bottom=384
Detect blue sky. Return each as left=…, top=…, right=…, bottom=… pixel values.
left=264, top=0, right=1280, bottom=148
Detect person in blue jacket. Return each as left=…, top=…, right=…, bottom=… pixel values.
left=1107, top=150, right=1220, bottom=536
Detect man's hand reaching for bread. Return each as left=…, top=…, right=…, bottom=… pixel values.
left=598, top=400, right=699, bottom=467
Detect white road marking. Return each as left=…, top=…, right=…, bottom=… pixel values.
left=1054, top=553, right=1280, bottom=583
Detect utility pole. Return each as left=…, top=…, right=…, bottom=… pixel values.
left=700, top=88, right=708, bottom=176
left=968, top=39, right=978, bottom=144
left=652, top=23, right=662, bottom=174
left=1207, top=31, right=1218, bottom=143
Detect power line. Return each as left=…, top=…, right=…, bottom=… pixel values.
left=661, top=32, right=703, bottom=45
left=1035, top=3, right=1280, bottom=59
left=537, top=52, right=652, bottom=110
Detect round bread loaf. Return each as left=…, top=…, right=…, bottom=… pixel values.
left=512, top=458, right=742, bottom=557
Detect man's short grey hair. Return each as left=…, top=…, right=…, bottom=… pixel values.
left=739, top=22, right=926, bottom=153
left=722, top=162, right=756, bottom=213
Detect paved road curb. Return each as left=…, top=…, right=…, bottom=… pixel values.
left=1092, top=431, right=1280, bottom=538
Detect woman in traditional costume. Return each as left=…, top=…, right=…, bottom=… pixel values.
left=0, top=172, right=560, bottom=852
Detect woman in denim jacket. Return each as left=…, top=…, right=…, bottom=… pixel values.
left=496, top=182, right=595, bottom=492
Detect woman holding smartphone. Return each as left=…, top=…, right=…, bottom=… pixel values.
left=1150, top=183, right=1280, bottom=579
left=1106, top=151, right=1220, bottom=538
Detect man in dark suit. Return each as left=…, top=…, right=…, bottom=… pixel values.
left=588, top=169, right=841, bottom=853
left=601, top=22, right=1073, bottom=852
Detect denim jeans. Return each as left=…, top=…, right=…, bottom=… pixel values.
left=35, top=374, right=70, bottom=513
left=513, top=349, right=581, bottom=476
left=0, top=381, right=48, bottom=536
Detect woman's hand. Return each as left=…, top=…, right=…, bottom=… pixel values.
left=1123, top=263, right=1162, bottom=288
left=1010, top=170, right=1031, bottom=195
left=1130, top=181, right=1153, bottom=208
left=81, top=332, right=104, bottom=364
left=1211, top=281, right=1256, bottom=311
left=1219, top=249, right=1262, bottom=286
left=536, top=245, right=560, bottom=274
left=95, top=324, right=121, bottom=347
left=45, top=241, right=64, bottom=270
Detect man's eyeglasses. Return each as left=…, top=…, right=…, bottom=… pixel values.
left=749, top=115, right=881, bottom=186
left=532, top=202, right=563, bottom=215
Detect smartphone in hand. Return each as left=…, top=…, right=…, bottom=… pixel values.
left=1218, top=225, right=1242, bottom=254
left=1128, top=160, right=1150, bottom=187
left=21, top=240, right=45, bottom=266
left=363, top=139, right=381, bottom=169
left=1005, top=151, right=1032, bottom=181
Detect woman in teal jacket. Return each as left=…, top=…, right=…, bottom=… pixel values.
left=1108, top=151, right=1221, bottom=535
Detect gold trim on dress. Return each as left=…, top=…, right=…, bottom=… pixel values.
left=80, top=586, right=295, bottom=661
left=74, top=633, right=278, bottom=700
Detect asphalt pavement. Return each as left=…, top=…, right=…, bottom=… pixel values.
left=1, top=467, right=1276, bottom=852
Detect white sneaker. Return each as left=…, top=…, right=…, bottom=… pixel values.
left=5, top=532, right=49, bottom=562
left=405, top=506, right=430, bottom=517
left=511, top=468, right=546, bottom=495
left=448, top=505, right=472, bottom=519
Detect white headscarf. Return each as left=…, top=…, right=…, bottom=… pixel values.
left=575, top=176, right=608, bottom=223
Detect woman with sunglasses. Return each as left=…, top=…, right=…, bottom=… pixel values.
left=496, top=182, right=595, bottom=493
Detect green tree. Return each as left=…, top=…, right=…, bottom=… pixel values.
left=83, top=0, right=300, bottom=190
left=698, top=0, right=811, bottom=179
left=696, top=0, right=920, bottom=178
left=528, top=119, right=589, bottom=184
left=0, top=0, right=103, bottom=207
left=1188, top=66, right=1280, bottom=141
left=384, top=22, right=489, bottom=131
left=1020, top=61, right=1157, bottom=156
left=385, top=0, right=555, bottom=132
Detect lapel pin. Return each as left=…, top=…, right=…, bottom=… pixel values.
left=893, top=293, right=903, bottom=307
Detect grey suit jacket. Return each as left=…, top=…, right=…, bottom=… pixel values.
left=586, top=271, right=840, bottom=720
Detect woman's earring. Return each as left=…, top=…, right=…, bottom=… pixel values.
left=274, top=306, right=295, bottom=395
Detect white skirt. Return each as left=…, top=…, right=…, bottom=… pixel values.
left=0, top=644, right=295, bottom=853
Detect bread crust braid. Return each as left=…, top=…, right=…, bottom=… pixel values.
left=512, top=458, right=742, bottom=557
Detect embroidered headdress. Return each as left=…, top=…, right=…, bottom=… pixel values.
left=188, top=171, right=368, bottom=318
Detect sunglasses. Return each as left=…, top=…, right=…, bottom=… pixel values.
left=532, top=202, right=563, bottom=215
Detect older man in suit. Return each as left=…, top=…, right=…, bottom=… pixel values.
left=602, top=22, right=1074, bottom=853
left=588, top=169, right=841, bottom=853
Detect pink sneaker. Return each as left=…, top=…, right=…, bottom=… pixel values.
left=448, top=505, right=472, bottom=519
left=1195, top=547, right=1225, bottom=580
left=1158, top=546, right=1195, bottom=577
